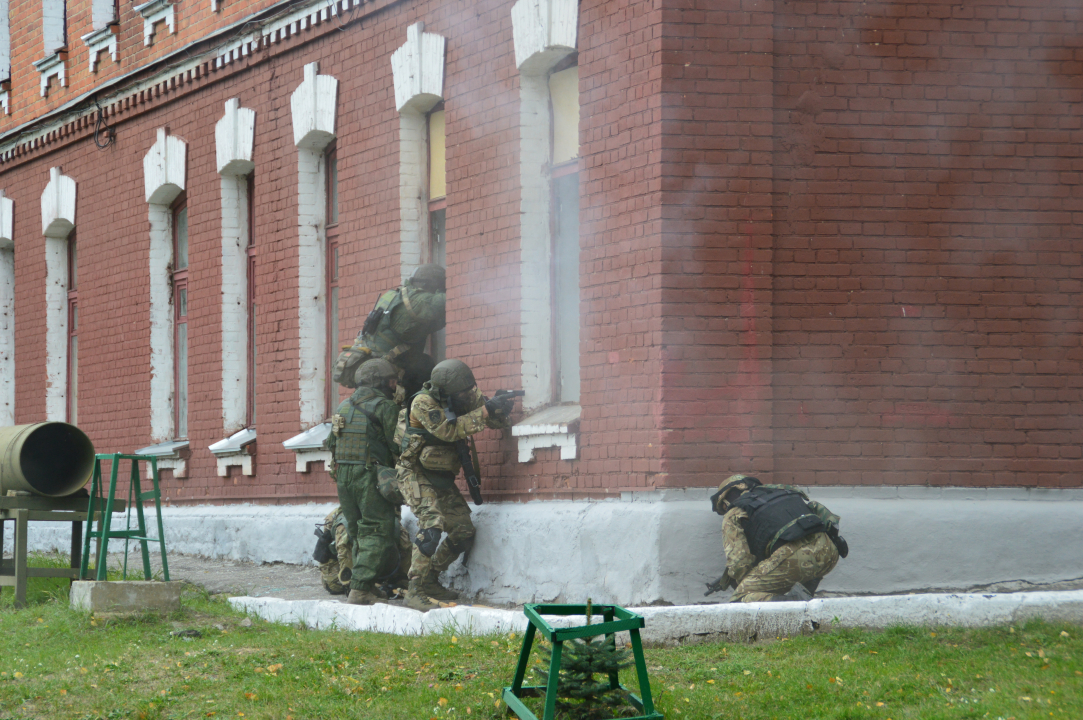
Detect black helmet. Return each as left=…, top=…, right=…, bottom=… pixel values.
left=429, top=359, right=476, bottom=397
left=408, top=264, right=446, bottom=293
left=709, top=475, right=762, bottom=515
left=354, top=358, right=398, bottom=389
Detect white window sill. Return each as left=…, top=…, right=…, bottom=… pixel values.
left=511, top=404, right=580, bottom=463
left=209, top=428, right=256, bottom=477
left=81, top=24, right=119, bottom=73
left=134, top=0, right=176, bottom=46
left=283, top=422, right=332, bottom=473
left=32, top=51, right=67, bottom=97
left=134, top=439, right=190, bottom=479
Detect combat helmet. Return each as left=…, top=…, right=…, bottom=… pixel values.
left=354, top=358, right=398, bottom=390
left=408, top=263, right=446, bottom=293
left=709, top=474, right=762, bottom=515
left=429, top=359, right=476, bottom=398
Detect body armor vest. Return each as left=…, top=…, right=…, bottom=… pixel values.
left=733, top=487, right=828, bottom=560
left=332, top=389, right=394, bottom=467
left=400, top=390, right=459, bottom=479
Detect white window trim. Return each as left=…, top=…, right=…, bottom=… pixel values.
left=215, top=98, right=255, bottom=436
left=0, top=190, right=13, bottom=426
left=40, top=167, right=76, bottom=422
left=0, top=0, right=11, bottom=83
left=209, top=427, right=256, bottom=476
left=391, top=22, right=446, bottom=283
left=143, top=128, right=187, bottom=442
left=283, top=422, right=331, bottom=473
left=512, top=0, right=578, bottom=409
left=289, top=61, right=337, bottom=437
left=135, top=439, right=189, bottom=479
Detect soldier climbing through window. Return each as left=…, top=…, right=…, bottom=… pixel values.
left=332, top=264, right=447, bottom=399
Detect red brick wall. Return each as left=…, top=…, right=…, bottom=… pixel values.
left=4, top=0, right=1082, bottom=501
left=768, top=0, right=1083, bottom=488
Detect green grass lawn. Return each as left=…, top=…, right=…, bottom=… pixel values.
left=0, top=569, right=1080, bottom=720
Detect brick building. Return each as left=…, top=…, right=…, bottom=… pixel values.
left=1, top=0, right=1081, bottom=604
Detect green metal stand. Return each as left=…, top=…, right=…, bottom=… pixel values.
left=502, top=603, right=663, bottom=720
left=79, top=454, right=170, bottom=582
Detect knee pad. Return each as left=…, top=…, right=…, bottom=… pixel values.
left=414, top=527, right=442, bottom=557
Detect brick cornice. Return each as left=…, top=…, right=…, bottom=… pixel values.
left=0, top=0, right=402, bottom=169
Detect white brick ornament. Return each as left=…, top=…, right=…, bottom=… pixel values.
left=40, top=168, right=76, bottom=422
left=144, top=129, right=187, bottom=442
left=0, top=191, right=13, bottom=427
left=134, top=0, right=176, bottom=47
left=291, top=62, right=337, bottom=150
left=216, top=98, right=255, bottom=176
left=391, top=23, right=446, bottom=113
left=511, top=0, right=578, bottom=73
left=81, top=25, right=119, bottom=73
left=32, top=52, right=66, bottom=97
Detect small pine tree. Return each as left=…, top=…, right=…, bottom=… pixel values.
left=536, top=601, right=635, bottom=719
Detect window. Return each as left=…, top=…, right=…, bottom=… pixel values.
left=67, top=231, right=78, bottom=424
left=549, top=63, right=580, bottom=402
left=42, top=0, right=67, bottom=56
left=1, top=0, right=11, bottom=81
left=325, top=144, right=340, bottom=417
left=246, top=173, right=257, bottom=427
left=427, top=107, right=446, bottom=362
left=172, top=198, right=188, bottom=439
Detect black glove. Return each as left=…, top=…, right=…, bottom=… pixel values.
left=485, top=396, right=514, bottom=416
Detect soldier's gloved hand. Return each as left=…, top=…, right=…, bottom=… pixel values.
left=484, top=395, right=514, bottom=417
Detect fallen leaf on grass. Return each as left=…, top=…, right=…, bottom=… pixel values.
left=1060, top=631, right=1070, bottom=638
left=244, top=693, right=257, bottom=700
left=438, top=698, right=448, bottom=706
left=267, top=664, right=283, bottom=674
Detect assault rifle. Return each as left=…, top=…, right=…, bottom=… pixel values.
left=444, top=390, right=524, bottom=506
left=704, top=570, right=737, bottom=597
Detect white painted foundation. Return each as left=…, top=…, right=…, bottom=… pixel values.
left=230, top=590, right=1083, bottom=642
left=9, top=488, right=1083, bottom=607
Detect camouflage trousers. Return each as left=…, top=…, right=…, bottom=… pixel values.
left=730, top=532, right=839, bottom=603
left=319, top=519, right=352, bottom=594
left=397, top=467, right=475, bottom=580
left=335, top=464, right=399, bottom=590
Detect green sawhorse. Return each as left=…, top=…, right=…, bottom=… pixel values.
left=79, top=454, right=169, bottom=582
left=503, top=603, right=662, bottom=720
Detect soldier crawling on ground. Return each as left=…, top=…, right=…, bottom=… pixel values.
left=706, top=475, right=850, bottom=603
left=332, top=264, right=447, bottom=400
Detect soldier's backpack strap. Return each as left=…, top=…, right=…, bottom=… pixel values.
left=399, top=285, right=420, bottom=320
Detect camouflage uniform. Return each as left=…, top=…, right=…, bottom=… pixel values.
left=354, top=285, right=446, bottom=398
left=319, top=507, right=412, bottom=595
left=398, top=386, right=509, bottom=584
left=318, top=507, right=352, bottom=595
left=327, top=384, right=402, bottom=594
left=721, top=484, right=840, bottom=603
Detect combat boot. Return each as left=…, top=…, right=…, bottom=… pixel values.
left=421, top=574, right=460, bottom=603
left=404, top=578, right=441, bottom=612
left=345, top=582, right=388, bottom=606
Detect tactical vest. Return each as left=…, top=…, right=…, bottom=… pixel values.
left=733, top=487, right=828, bottom=560
left=332, top=388, right=395, bottom=467
left=400, top=389, right=460, bottom=479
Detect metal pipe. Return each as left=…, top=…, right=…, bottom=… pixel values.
left=0, top=423, right=95, bottom=497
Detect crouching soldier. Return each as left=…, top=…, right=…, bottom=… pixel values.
left=327, top=359, right=403, bottom=605
left=315, top=506, right=351, bottom=595
left=708, top=475, right=849, bottom=603
left=397, top=359, right=518, bottom=611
